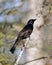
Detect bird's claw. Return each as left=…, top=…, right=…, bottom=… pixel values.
left=21, top=43, right=25, bottom=50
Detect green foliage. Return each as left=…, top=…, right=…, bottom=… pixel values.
left=0, top=53, right=15, bottom=65
left=0, top=22, right=23, bottom=65
left=0, top=32, right=5, bottom=39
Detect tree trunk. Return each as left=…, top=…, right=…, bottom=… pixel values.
left=17, top=0, right=52, bottom=65
left=24, top=0, right=46, bottom=65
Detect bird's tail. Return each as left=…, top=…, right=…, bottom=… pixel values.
left=10, top=38, right=19, bottom=54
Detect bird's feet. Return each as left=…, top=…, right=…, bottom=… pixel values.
left=21, top=43, right=25, bottom=50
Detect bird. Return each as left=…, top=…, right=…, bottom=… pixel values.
left=10, top=19, right=36, bottom=54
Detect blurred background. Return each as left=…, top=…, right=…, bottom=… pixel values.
left=0, top=0, right=52, bottom=65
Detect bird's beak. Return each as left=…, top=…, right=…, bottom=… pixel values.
left=34, top=19, right=36, bottom=21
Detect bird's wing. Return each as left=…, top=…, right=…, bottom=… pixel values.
left=24, top=29, right=32, bottom=37
left=18, top=29, right=32, bottom=39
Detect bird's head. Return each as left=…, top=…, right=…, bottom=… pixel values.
left=27, top=19, right=36, bottom=25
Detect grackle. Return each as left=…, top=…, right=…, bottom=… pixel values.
left=10, top=19, right=36, bottom=54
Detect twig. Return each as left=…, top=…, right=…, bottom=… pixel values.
left=16, top=55, right=52, bottom=65
left=17, top=56, right=47, bottom=65
left=14, top=38, right=29, bottom=65
left=22, top=56, right=47, bottom=65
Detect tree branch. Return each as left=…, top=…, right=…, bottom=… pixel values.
left=14, top=38, right=29, bottom=65
left=18, top=55, right=52, bottom=65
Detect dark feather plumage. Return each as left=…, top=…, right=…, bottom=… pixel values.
left=10, top=19, right=36, bottom=54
